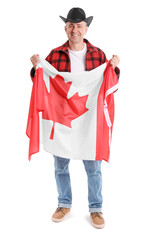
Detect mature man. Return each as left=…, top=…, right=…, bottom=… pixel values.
left=30, top=7, right=120, bottom=229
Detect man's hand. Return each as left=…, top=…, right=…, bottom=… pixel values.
left=110, top=55, right=120, bottom=70
left=30, top=54, right=40, bottom=69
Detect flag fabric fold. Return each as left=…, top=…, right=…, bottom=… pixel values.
left=26, top=57, right=118, bottom=161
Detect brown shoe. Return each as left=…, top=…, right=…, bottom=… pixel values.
left=51, top=207, right=71, bottom=222
left=90, top=212, right=105, bottom=229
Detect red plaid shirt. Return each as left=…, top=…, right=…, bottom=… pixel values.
left=31, top=38, right=120, bottom=78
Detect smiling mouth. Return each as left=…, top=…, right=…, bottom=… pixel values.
left=71, top=34, right=79, bottom=37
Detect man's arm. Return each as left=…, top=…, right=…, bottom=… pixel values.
left=99, top=49, right=120, bottom=78
left=30, top=52, right=53, bottom=80
left=110, top=55, right=120, bottom=78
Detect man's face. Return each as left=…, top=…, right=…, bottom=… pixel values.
left=65, top=21, right=88, bottom=44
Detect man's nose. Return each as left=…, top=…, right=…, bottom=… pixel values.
left=72, top=25, right=78, bottom=31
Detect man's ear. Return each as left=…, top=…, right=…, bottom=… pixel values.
left=85, top=26, right=88, bottom=34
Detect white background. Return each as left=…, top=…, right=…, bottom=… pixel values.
left=0, top=0, right=149, bottom=239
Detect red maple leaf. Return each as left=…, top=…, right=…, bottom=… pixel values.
left=42, top=74, right=89, bottom=139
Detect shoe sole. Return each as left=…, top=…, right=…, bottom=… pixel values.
left=51, top=211, right=71, bottom=223
left=90, top=217, right=105, bottom=229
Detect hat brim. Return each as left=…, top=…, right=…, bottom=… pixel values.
left=85, top=16, right=93, bottom=26
left=59, top=16, right=67, bottom=23
left=59, top=16, right=93, bottom=26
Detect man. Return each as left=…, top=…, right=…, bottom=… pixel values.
left=30, top=7, right=120, bottom=229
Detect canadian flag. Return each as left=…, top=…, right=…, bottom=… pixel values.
left=26, top=57, right=119, bottom=161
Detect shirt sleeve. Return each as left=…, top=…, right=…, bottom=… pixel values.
left=30, top=67, right=36, bottom=81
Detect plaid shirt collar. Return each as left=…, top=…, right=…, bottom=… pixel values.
left=58, top=38, right=98, bottom=54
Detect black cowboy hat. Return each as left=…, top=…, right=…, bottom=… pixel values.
left=60, top=7, right=93, bottom=26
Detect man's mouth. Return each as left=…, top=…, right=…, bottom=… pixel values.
left=71, top=34, right=79, bottom=37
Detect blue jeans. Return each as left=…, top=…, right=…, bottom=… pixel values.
left=54, top=155, right=103, bottom=213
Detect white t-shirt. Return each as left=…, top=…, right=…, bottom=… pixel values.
left=68, top=43, right=87, bottom=73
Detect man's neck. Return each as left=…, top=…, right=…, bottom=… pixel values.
left=68, top=40, right=85, bottom=51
